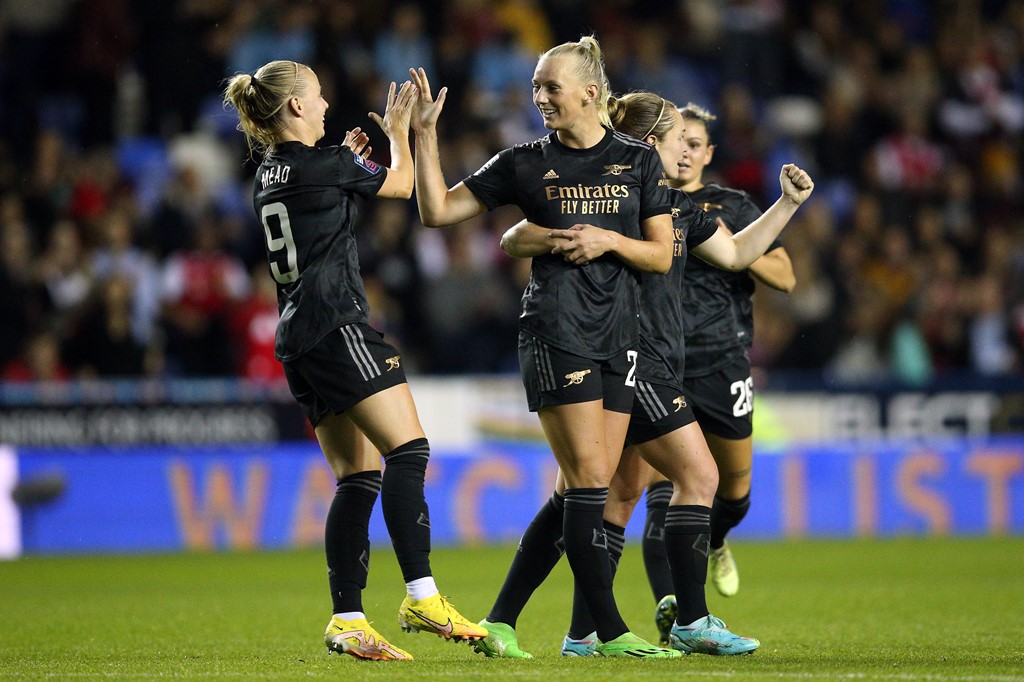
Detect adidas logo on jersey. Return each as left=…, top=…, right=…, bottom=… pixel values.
left=543, top=169, right=559, bottom=179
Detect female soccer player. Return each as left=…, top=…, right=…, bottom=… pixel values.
left=223, top=60, right=485, bottom=662
left=502, top=95, right=812, bottom=656
left=642, top=104, right=798, bottom=639
left=408, top=36, right=679, bottom=658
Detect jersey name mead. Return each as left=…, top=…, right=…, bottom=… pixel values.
left=260, top=164, right=291, bottom=189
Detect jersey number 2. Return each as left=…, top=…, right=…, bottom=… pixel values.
left=625, top=350, right=638, bottom=387
left=261, top=202, right=298, bottom=284
left=730, top=377, right=754, bottom=417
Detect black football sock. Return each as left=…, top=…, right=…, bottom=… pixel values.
left=567, top=520, right=625, bottom=640
left=710, top=493, right=750, bottom=550
left=327, top=470, right=382, bottom=614
left=642, top=481, right=674, bottom=601
left=487, top=492, right=565, bottom=628
left=665, top=505, right=711, bottom=626
left=562, top=488, right=628, bottom=643
left=380, top=438, right=432, bottom=582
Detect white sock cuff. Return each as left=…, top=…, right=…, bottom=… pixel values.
left=406, top=576, right=438, bottom=601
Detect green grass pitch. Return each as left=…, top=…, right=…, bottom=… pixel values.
left=2, top=537, right=1022, bottom=680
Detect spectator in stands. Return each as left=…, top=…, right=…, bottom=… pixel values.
left=90, top=209, right=161, bottom=346
left=229, top=264, right=285, bottom=382
left=67, top=274, right=151, bottom=378
left=2, top=330, right=70, bottom=382
left=36, top=219, right=93, bottom=331
left=160, top=210, right=249, bottom=376
left=0, top=0, right=1020, bottom=384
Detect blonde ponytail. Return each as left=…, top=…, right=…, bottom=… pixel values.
left=223, top=60, right=308, bottom=156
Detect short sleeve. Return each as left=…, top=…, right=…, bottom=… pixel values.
left=682, top=193, right=719, bottom=249
left=637, top=147, right=672, bottom=221
left=462, top=148, right=518, bottom=210
left=335, top=146, right=388, bottom=199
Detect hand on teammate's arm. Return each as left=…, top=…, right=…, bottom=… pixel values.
left=551, top=214, right=673, bottom=273
left=693, top=163, right=813, bottom=271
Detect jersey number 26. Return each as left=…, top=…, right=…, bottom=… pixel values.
left=731, top=377, right=754, bottom=418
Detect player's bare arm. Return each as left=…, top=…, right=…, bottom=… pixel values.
left=408, top=67, right=487, bottom=226
left=551, top=213, right=673, bottom=273
left=501, top=221, right=560, bottom=258
left=373, top=80, right=416, bottom=199
left=748, top=247, right=796, bottom=292
left=693, top=163, right=813, bottom=271
left=714, top=217, right=796, bottom=292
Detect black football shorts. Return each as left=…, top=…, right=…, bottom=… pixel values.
left=283, top=322, right=408, bottom=427
left=683, top=354, right=754, bottom=440
left=518, top=332, right=635, bottom=413
left=624, top=380, right=697, bottom=446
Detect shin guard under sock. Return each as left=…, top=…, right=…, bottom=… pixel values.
left=665, top=504, right=711, bottom=625
left=327, top=470, right=382, bottom=614
left=381, top=438, right=432, bottom=582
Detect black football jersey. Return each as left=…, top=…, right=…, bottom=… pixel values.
left=253, top=141, right=387, bottom=361
left=463, top=129, right=671, bottom=359
left=682, top=183, right=782, bottom=377
left=638, top=187, right=718, bottom=387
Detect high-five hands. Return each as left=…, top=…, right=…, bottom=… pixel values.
left=369, top=80, right=416, bottom=138
left=409, top=67, right=448, bottom=133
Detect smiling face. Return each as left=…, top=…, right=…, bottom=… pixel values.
left=677, top=117, right=714, bottom=188
left=652, top=108, right=686, bottom=180
left=532, top=55, right=596, bottom=132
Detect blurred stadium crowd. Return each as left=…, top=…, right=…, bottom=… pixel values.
left=0, top=0, right=1022, bottom=385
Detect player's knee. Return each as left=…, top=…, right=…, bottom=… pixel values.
left=606, top=486, right=643, bottom=526
left=671, top=459, right=718, bottom=503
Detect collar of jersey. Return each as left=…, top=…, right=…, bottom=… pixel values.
left=547, top=127, right=613, bottom=156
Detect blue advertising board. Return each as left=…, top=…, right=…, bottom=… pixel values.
left=7, top=437, right=1024, bottom=555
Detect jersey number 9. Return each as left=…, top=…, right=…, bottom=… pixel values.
left=261, top=202, right=298, bottom=284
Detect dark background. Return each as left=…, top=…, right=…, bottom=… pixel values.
left=0, top=0, right=1021, bottom=389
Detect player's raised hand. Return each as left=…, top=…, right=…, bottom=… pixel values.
left=369, top=80, right=416, bottom=139
left=779, top=163, right=814, bottom=206
left=342, top=127, right=372, bottom=159
left=409, top=67, right=448, bottom=133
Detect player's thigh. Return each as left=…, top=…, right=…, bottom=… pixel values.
left=315, top=411, right=381, bottom=480
left=635, top=421, right=718, bottom=505
left=346, top=383, right=426, bottom=455
left=537, top=399, right=614, bottom=489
